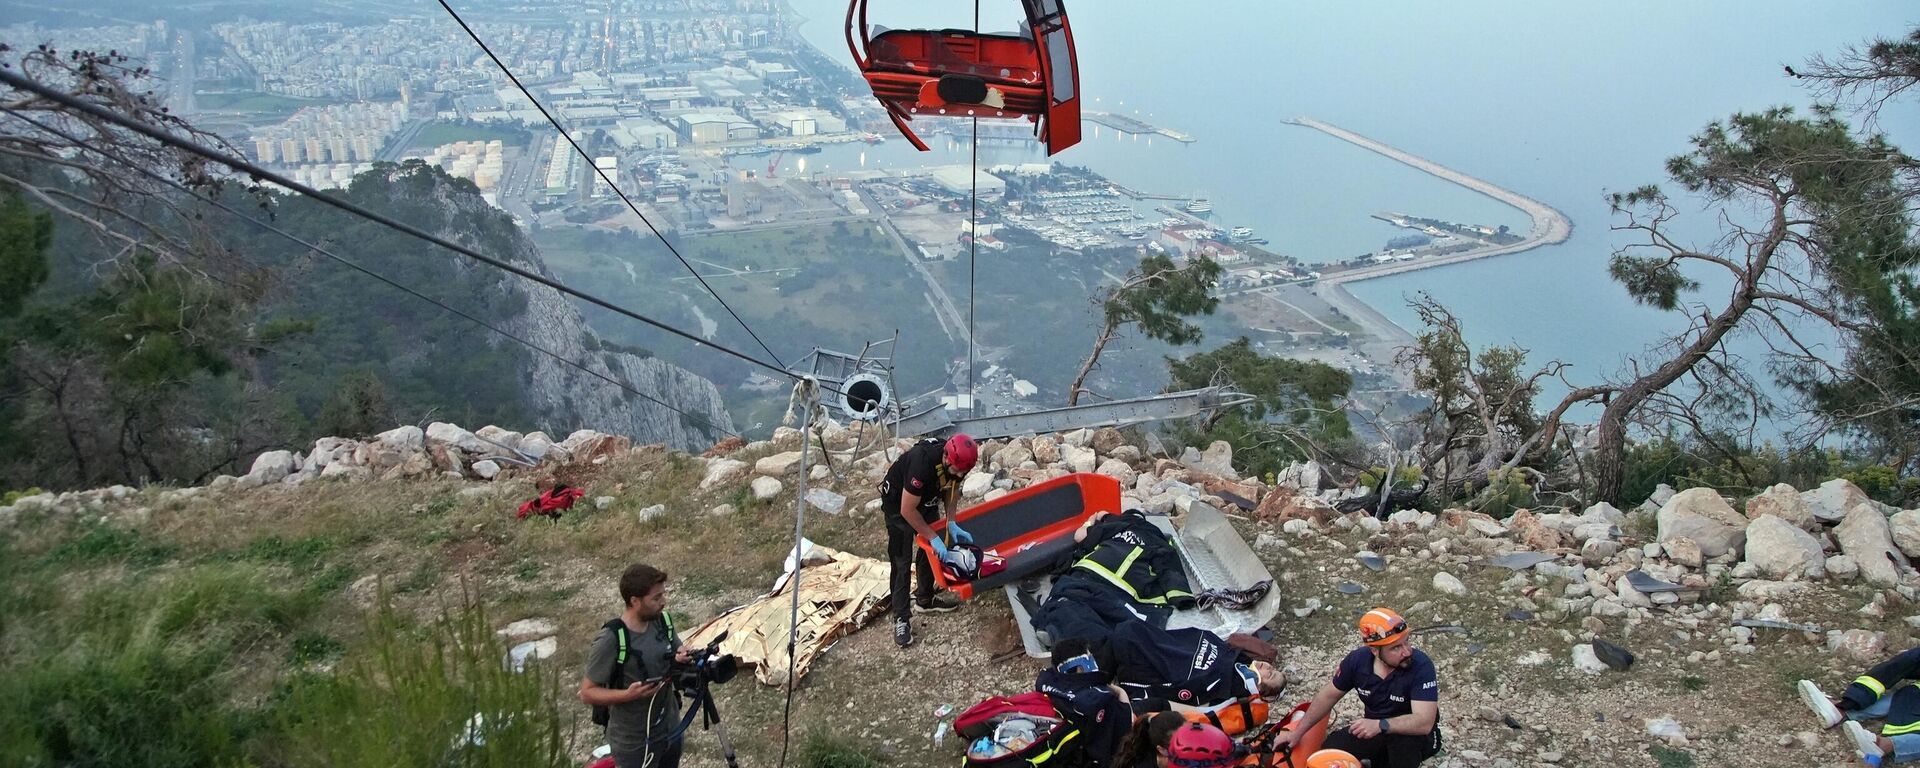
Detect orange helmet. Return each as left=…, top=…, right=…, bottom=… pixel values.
left=1358, top=607, right=1407, bottom=648
left=1304, top=749, right=1362, bottom=768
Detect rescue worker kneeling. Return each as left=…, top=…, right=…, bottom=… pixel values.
left=1278, top=608, right=1440, bottom=768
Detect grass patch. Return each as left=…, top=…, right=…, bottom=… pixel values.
left=1649, top=744, right=1697, bottom=768
left=1680, top=675, right=1708, bottom=692
left=195, top=91, right=325, bottom=113
left=44, top=523, right=177, bottom=567
left=799, top=733, right=888, bottom=768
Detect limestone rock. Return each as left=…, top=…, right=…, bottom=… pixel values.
left=1890, top=509, right=1920, bottom=560
left=805, top=488, right=847, bottom=515
left=1275, top=461, right=1330, bottom=493
left=497, top=618, right=559, bottom=642
left=1744, top=515, right=1826, bottom=580
left=1179, top=441, right=1237, bottom=479
left=1030, top=436, right=1060, bottom=465
left=994, top=442, right=1034, bottom=471
left=754, top=451, right=805, bottom=477
left=1836, top=503, right=1910, bottom=587
left=1581, top=501, right=1627, bottom=526
left=1804, top=479, right=1875, bottom=525
left=595, top=496, right=615, bottom=510
left=1581, top=539, right=1621, bottom=567
left=519, top=432, right=561, bottom=462
left=1507, top=509, right=1569, bottom=551
left=248, top=450, right=299, bottom=485
left=1666, top=537, right=1704, bottom=569
left=1258, top=487, right=1336, bottom=525
left=751, top=476, right=783, bottom=500
left=1089, top=427, right=1127, bottom=455
left=475, top=425, right=524, bottom=452
left=1656, top=488, right=1747, bottom=559
left=1060, top=444, right=1098, bottom=474
left=962, top=471, right=995, bottom=499
left=1062, top=428, right=1092, bottom=449
left=700, top=458, right=749, bottom=490
left=1571, top=644, right=1609, bottom=674
left=1830, top=629, right=1888, bottom=663
left=702, top=435, right=748, bottom=457
left=635, top=504, right=667, bottom=524
left=471, top=459, right=501, bottom=480
left=1820, top=552, right=1850, bottom=583
left=374, top=425, right=425, bottom=455
left=1432, top=572, right=1467, bottom=596
left=558, top=430, right=631, bottom=465
left=1096, top=458, right=1137, bottom=486
left=426, top=421, right=490, bottom=454
left=1571, top=522, right=1619, bottom=543
left=1109, top=445, right=1143, bottom=463
left=1746, top=483, right=1814, bottom=529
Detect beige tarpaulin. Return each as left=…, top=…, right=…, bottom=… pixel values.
left=683, top=542, right=890, bottom=686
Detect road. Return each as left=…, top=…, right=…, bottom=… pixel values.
left=377, top=118, right=430, bottom=162
left=857, top=189, right=970, bottom=347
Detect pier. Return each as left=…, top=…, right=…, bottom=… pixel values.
left=1086, top=111, right=1196, bottom=143
left=1285, top=117, right=1572, bottom=285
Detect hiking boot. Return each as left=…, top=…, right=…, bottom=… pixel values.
left=893, top=618, right=914, bottom=648
left=1799, top=679, right=1844, bottom=729
left=1844, top=720, right=1885, bottom=762
left=916, top=592, right=962, bottom=614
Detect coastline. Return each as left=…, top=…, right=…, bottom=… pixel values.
left=1287, top=117, right=1575, bottom=362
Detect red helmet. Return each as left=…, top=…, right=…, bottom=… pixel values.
left=944, top=434, right=979, bottom=473
left=1167, top=723, right=1237, bottom=768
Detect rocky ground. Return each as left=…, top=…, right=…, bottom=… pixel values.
left=5, top=420, right=1914, bottom=768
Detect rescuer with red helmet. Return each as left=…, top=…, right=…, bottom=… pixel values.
left=879, top=433, right=979, bottom=648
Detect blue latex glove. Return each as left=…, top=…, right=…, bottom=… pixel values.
left=928, top=536, right=950, bottom=560
left=947, top=521, right=974, bottom=545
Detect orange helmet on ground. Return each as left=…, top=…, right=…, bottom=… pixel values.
left=1304, top=748, right=1362, bottom=768
left=1358, top=607, right=1408, bottom=648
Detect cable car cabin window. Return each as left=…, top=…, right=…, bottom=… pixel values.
left=1044, top=29, right=1073, bottom=102
left=867, top=29, right=1042, bottom=86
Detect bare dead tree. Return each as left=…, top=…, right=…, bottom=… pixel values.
left=0, top=44, right=266, bottom=283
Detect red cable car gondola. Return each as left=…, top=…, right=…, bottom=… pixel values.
left=846, top=0, right=1082, bottom=155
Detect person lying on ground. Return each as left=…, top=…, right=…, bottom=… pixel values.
left=1800, top=646, right=1920, bottom=765
left=1031, top=509, right=1195, bottom=644
left=1103, top=619, right=1288, bottom=725
left=1278, top=608, right=1440, bottom=768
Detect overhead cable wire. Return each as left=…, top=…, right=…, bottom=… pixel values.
left=0, top=68, right=803, bottom=383
left=7, top=107, right=741, bottom=440
left=435, top=0, right=788, bottom=370
left=966, top=0, right=981, bottom=419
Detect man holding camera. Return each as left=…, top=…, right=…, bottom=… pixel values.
left=582, top=563, right=696, bottom=768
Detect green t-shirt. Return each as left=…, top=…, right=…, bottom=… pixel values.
left=585, top=615, right=682, bottom=751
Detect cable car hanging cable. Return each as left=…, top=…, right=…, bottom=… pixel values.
left=436, top=0, right=788, bottom=370
left=4, top=107, right=742, bottom=441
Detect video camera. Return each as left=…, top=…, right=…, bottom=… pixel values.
left=670, top=631, right=739, bottom=691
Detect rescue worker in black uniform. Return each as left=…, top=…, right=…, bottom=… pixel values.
left=879, top=433, right=978, bottom=648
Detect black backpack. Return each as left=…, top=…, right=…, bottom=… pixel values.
left=590, top=613, right=678, bottom=727
left=591, top=618, right=629, bottom=727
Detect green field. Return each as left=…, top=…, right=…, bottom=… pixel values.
left=195, top=92, right=325, bottom=114
left=410, top=122, right=532, bottom=150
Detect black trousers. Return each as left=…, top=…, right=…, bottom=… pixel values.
left=611, top=733, right=683, bottom=768
left=1321, top=725, right=1440, bottom=768
left=884, top=508, right=937, bottom=621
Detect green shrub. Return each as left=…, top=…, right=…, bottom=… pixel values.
left=0, top=564, right=312, bottom=767
left=1471, top=468, right=1534, bottom=520
left=277, top=592, right=574, bottom=768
